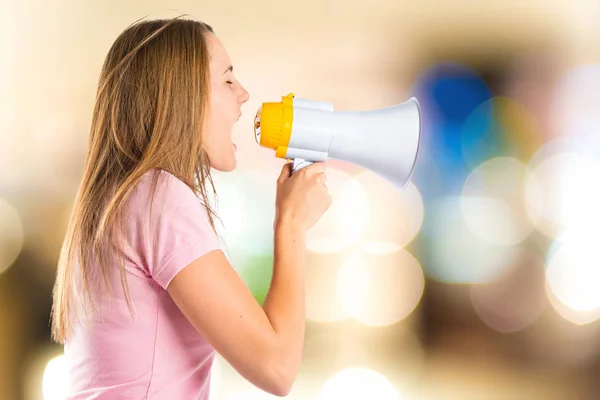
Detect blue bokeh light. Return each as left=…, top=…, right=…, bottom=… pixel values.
left=410, top=62, right=493, bottom=195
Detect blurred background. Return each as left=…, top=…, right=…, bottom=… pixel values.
left=2, top=0, right=600, bottom=399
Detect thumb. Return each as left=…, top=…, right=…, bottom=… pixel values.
left=278, top=162, right=292, bottom=183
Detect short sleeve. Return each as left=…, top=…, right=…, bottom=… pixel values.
left=135, top=171, right=222, bottom=289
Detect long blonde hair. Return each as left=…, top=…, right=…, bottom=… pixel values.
left=51, top=16, right=218, bottom=343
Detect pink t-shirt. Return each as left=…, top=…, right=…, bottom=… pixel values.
left=64, top=169, right=223, bottom=399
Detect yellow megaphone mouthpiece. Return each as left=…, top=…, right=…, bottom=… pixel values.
left=253, top=93, right=295, bottom=159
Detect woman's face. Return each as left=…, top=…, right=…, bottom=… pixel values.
left=204, top=32, right=250, bottom=172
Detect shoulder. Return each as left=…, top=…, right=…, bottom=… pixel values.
left=129, top=169, right=203, bottom=214
left=118, top=169, right=216, bottom=233
left=127, top=169, right=221, bottom=287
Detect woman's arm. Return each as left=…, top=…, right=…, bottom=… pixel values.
left=167, top=217, right=306, bottom=397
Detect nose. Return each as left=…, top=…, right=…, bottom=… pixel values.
left=239, top=85, right=249, bottom=104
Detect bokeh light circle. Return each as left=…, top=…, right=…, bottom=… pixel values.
left=220, top=168, right=279, bottom=258
left=317, top=367, right=401, bottom=400
left=423, top=196, right=521, bottom=284
left=209, top=171, right=246, bottom=247
left=461, top=97, right=543, bottom=168
left=0, top=197, right=24, bottom=275
left=460, top=157, right=538, bottom=246
left=305, top=250, right=349, bottom=323
left=337, top=246, right=424, bottom=326
left=525, top=148, right=600, bottom=242
left=470, top=249, right=547, bottom=333
left=307, top=167, right=369, bottom=254
left=209, top=356, right=222, bottom=400
left=546, top=239, right=600, bottom=325
left=42, top=354, right=69, bottom=400
left=551, top=63, right=600, bottom=157
left=354, top=170, right=424, bottom=250
left=225, top=388, right=280, bottom=400
left=411, top=62, right=492, bottom=192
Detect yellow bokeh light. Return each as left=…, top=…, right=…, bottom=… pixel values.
left=495, top=97, right=544, bottom=160
left=462, top=97, right=544, bottom=167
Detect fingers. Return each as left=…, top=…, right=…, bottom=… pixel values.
left=298, top=162, right=327, bottom=189
left=278, top=162, right=292, bottom=183
left=278, top=161, right=327, bottom=185
left=305, top=162, right=327, bottom=174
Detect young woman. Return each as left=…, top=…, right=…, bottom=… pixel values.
left=51, top=16, right=331, bottom=399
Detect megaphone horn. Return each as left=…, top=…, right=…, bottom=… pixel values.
left=253, top=93, right=421, bottom=191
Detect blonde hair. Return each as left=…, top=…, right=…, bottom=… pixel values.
left=51, top=16, right=218, bottom=343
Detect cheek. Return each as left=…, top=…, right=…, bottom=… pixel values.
left=206, top=96, right=224, bottom=131
left=204, top=117, right=230, bottom=156
left=210, top=89, right=234, bottom=124
left=205, top=85, right=237, bottom=150
left=215, top=84, right=239, bottom=113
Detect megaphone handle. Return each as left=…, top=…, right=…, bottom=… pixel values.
left=291, top=158, right=313, bottom=175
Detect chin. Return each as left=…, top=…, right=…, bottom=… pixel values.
left=211, top=158, right=237, bottom=172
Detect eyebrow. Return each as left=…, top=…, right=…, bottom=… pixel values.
left=223, top=65, right=233, bottom=75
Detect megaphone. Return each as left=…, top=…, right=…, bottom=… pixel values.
left=253, top=93, right=421, bottom=190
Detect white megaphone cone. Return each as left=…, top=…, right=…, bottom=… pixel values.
left=254, top=93, right=421, bottom=190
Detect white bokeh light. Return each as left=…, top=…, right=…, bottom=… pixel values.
left=42, top=355, right=69, bottom=400
left=425, top=196, right=520, bottom=284
left=525, top=149, right=600, bottom=242
left=209, top=171, right=247, bottom=247
left=551, top=64, right=600, bottom=156
left=209, top=356, right=222, bottom=400
left=337, top=251, right=371, bottom=318
left=225, top=388, right=280, bottom=400
left=307, top=166, right=369, bottom=254
left=318, top=367, right=401, bottom=400
left=222, top=168, right=279, bottom=257
left=305, top=250, right=349, bottom=323
left=363, top=242, right=402, bottom=255
left=0, top=197, right=24, bottom=275
left=337, top=246, right=424, bottom=326
left=461, top=157, right=538, bottom=246
left=557, top=156, right=600, bottom=244
left=354, top=171, right=424, bottom=251
left=546, top=239, right=600, bottom=325
left=0, top=107, right=22, bottom=187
